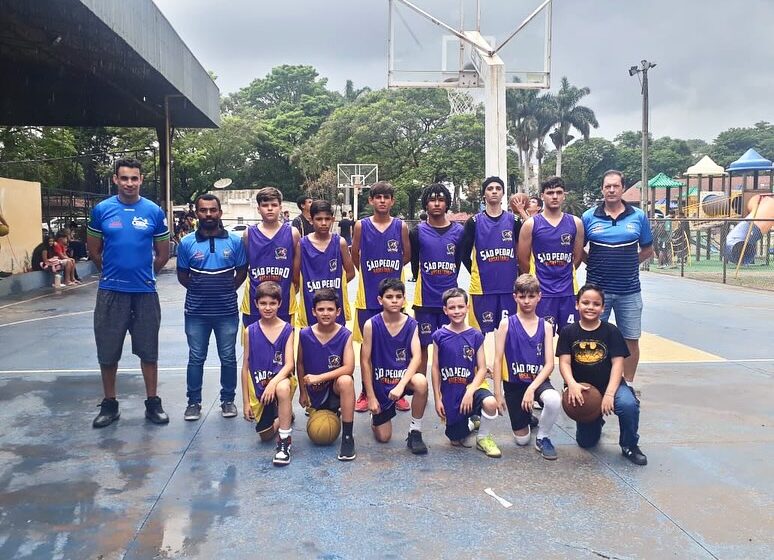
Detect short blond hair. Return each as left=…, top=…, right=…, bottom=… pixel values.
left=513, top=273, right=540, bottom=295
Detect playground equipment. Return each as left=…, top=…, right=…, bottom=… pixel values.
left=699, top=191, right=744, bottom=218
left=725, top=193, right=774, bottom=266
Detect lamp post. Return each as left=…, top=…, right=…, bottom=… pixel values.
left=629, top=60, right=656, bottom=217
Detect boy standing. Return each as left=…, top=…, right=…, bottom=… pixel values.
left=432, top=288, right=501, bottom=457
left=556, top=284, right=647, bottom=465
left=351, top=181, right=411, bottom=412
left=295, top=200, right=355, bottom=327
left=518, top=176, right=584, bottom=333
left=242, top=187, right=299, bottom=327
left=360, top=279, right=429, bottom=454
left=241, top=282, right=296, bottom=466
left=297, top=288, right=357, bottom=461
left=493, top=275, right=562, bottom=460
left=410, top=184, right=464, bottom=375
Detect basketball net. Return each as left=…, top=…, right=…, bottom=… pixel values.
left=447, top=89, right=476, bottom=116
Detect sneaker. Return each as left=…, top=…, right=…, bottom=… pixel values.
left=406, top=430, right=428, bottom=455
left=395, top=396, right=411, bottom=412
left=144, top=396, right=170, bottom=425
left=535, top=437, right=558, bottom=460
left=533, top=401, right=542, bottom=410
left=273, top=436, right=292, bottom=466
left=476, top=435, right=502, bottom=458
left=221, top=401, right=238, bottom=418
left=355, top=392, right=369, bottom=413
left=621, top=445, right=648, bottom=466
left=470, top=415, right=481, bottom=431
left=529, top=414, right=539, bottom=429
left=337, top=435, right=356, bottom=461
left=92, top=398, right=120, bottom=428
left=184, top=403, right=202, bottom=421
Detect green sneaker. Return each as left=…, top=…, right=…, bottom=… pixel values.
left=476, top=435, right=502, bottom=458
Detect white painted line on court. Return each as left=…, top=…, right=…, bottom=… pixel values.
left=0, top=366, right=221, bottom=374
left=641, top=358, right=774, bottom=364
left=0, top=280, right=98, bottom=310
left=0, top=310, right=93, bottom=328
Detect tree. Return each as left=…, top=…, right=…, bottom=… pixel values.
left=549, top=77, right=599, bottom=176
left=506, top=88, right=541, bottom=190
left=543, top=137, right=617, bottom=201
left=709, top=121, right=774, bottom=167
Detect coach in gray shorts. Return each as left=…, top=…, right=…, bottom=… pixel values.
left=86, top=158, right=171, bottom=428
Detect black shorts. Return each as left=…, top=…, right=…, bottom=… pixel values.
left=312, top=390, right=341, bottom=414
left=503, top=380, right=555, bottom=431
left=445, top=388, right=493, bottom=441
left=94, top=289, right=161, bottom=365
left=371, top=388, right=414, bottom=427
left=255, top=401, right=278, bottom=434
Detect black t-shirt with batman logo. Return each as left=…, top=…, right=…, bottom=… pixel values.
left=556, top=321, right=630, bottom=394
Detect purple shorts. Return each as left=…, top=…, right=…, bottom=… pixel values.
left=414, top=309, right=448, bottom=346
left=537, top=295, right=578, bottom=335
left=470, top=294, right=516, bottom=334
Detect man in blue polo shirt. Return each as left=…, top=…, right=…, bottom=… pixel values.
left=177, top=194, right=247, bottom=421
left=583, top=170, right=653, bottom=389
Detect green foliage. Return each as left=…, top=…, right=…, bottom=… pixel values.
left=709, top=121, right=774, bottom=167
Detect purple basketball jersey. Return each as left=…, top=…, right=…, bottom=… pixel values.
left=299, top=325, right=351, bottom=409
left=469, top=212, right=517, bottom=295
left=532, top=213, right=577, bottom=296
left=414, top=221, right=463, bottom=308
left=299, top=234, right=346, bottom=326
left=247, top=322, right=293, bottom=400
left=356, top=218, right=404, bottom=310
left=247, top=224, right=294, bottom=321
left=433, top=327, right=485, bottom=426
left=503, top=315, right=546, bottom=384
left=369, top=313, right=417, bottom=410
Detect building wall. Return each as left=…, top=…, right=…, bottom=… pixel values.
left=0, top=177, right=43, bottom=274
left=208, top=189, right=298, bottom=225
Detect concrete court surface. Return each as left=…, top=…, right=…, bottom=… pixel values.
left=0, top=265, right=772, bottom=559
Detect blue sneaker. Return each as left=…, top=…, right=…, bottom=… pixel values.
left=535, top=437, right=557, bottom=460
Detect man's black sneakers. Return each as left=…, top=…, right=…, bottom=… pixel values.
left=145, top=396, right=170, bottom=425
left=184, top=403, right=202, bottom=421
left=406, top=430, right=428, bottom=455
left=337, top=435, right=356, bottom=461
left=93, top=398, right=120, bottom=428
left=622, top=445, right=648, bottom=466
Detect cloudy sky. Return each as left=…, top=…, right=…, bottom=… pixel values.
left=154, top=0, right=774, bottom=142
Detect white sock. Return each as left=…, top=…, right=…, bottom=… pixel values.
left=536, top=389, right=561, bottom=440
left=279, top=428, right=292, bottom=440
left=477, top=410, right=497, bottom=440
left=515, top=426, right=531, bottom=446
left=409, top=417, right=422, bottom=432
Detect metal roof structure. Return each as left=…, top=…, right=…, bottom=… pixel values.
left=685, top=155, right=727, bottom=177
left=727, top=148, right=773, bottom=173
left=0, top=0, right=220, bottom=128
left=647, top=172, right=684, bottom=188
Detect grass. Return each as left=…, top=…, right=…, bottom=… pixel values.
left=647, top=257, right=774, bottom=291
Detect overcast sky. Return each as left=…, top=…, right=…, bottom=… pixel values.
left=154, top=0, right=774, bottom=143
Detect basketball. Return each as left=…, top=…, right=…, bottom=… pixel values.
left=306, top=409, right=341, bottom=445
left=562, top=383, right=603, bottom=423
left=0, top=224, right=9, bottom=237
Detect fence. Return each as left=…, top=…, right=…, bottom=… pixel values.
left=646, top=217, right=774, bottom=291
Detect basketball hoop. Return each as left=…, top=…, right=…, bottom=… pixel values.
left=447, top=89, right=476, bottom=116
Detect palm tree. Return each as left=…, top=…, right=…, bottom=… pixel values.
left=506, top=89, right=542, bottom=191
left=534, top=95, right=558, bottom=185
left=550, top=77, right=599, bottom=177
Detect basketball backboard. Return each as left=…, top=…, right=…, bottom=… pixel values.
left=388, top=0, right=552, bottom=89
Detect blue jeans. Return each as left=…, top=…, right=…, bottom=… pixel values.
left=600, top=291, right=643, bottom=340
left=575, top=384, right=640, bottom=449
left=184, top=314, right=239, bottom=404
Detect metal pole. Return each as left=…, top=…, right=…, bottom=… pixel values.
left=164, top=96, right=173, bottom=235
left=641, top=64, right=650, bottom=217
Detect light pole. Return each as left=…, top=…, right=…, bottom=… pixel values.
left=629, top=60, right=656, bottom=217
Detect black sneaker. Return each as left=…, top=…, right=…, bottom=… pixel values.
left=93, top=398, right=120, bottom=428
left=406, top=430, right=428, bottom=455
left=184, top=403, right=202, bottom=421
left=337, top=435, right=356, bottom=461
left=273, top=436, right=292, bottom=466
left=622, top=445, right=648, bottom=466
left=529, top=414, right=539, bottom=429
left=145, top=396, right=170, bottom=425
left=220, top=401, right=238, bottom=418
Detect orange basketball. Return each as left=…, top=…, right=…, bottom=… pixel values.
left=562, top=383, right=602, bottom=423
left=306, top=409, right=341, bottom=445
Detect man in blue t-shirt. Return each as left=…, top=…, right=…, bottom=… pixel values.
left=176, top=194, right=247, bottom=422
left=87, top=158, right=170, bottom=428
left=582, top=170, right=654, bottom=389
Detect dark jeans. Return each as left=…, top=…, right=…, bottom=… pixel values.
left=184, top=314, right=239, bottom=404
left=576, top=383, right=640, bottom=449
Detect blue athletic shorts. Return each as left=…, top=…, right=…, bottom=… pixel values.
left=601, top=292, right=643, bottom=340
left=537, top=295, right=578, bottom=335
left=470, top=293, right=516, bottom=334
left=414, top=309, right=448, bottom=346
left=444, top=387, right=493, bottom=441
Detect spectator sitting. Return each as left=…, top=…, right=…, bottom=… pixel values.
left=54, top=231, right=79, bottom=285
left=67, top=222, right=89, bottom=260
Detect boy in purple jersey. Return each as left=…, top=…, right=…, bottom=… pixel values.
left=241, top=187, right=300, bottom=327
left=351, top=181, right=411, bottom=413
left=432, top=288, right=501, bottom=458
left=294, top=200, right=355, bottom=328
left=518, top=176, right=584, bottom=334
left=360, top=278, right=429, bottom=454
left=410, top=184, right=464, bottom=375
left=493, top=275, right=561, bottom=460
left=297, top=288, right=357, bottom=461
left=241, top=282, right=296, bottom=466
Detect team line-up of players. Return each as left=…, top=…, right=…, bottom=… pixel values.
left=241, top=176, right=646, bottom=468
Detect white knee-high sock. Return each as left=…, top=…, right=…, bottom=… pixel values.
left=477, top=410, right=497, bottom=439
left=536, top=389, right=561, bottom=440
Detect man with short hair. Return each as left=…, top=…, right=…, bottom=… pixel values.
left=177, top=194, right=247, bottom=421
left=87, top=158, right=170, bottom=428
left=582, top=170, right=654, bottom=388
left=291, top=194, right=314, bottom=237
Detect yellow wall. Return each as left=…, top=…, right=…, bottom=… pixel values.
left=0, top=177, right=43, bottom=274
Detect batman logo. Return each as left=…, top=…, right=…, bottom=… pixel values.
left=573, top=340, right=607, bottom=365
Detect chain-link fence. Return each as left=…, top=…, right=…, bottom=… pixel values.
left=647, top=217, right=774, bottom=290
